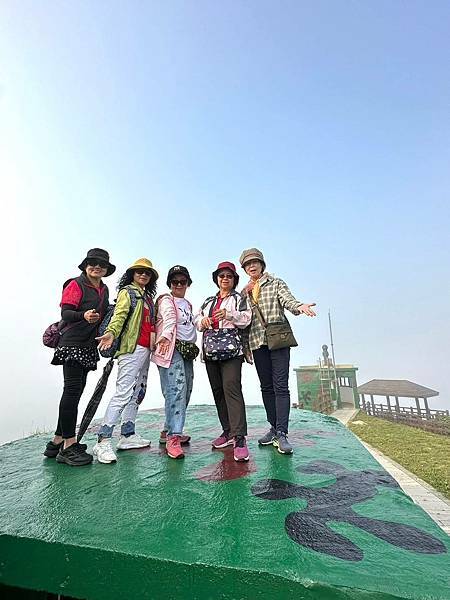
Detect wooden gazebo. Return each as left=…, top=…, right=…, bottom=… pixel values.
left=357, top=379, right=446, bottom=420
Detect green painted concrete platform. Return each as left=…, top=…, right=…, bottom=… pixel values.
left=0, top=406, right=449, bottom=600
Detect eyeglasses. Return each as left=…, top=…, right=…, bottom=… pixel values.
left=87, top=260, right=108, bottom=269
left=218, top=272, right=234, bottom=279
left=135, top=269, right=152, bottom=276
left=171, top=279, right=188, bottom=286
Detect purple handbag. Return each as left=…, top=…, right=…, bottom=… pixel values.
left=43, top=321, right=71, bottom=348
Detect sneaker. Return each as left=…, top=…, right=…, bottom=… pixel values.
left=233, top=436, right=249, bottom=462
left=93, top=439, right=117, bottom=464
left=159, top=430, right=191, bottom=445
left=117, top=433, right=151, bottom=450
left=43, top=440, right=63, bottom=458
left=56, top=443, right=93, bottom=466
left=273, top=431, right=293, bottom=455
left=211, top=432, right=234, bottom=449
left=44, top=440, right=87, bottom=458
left=258, top=427, right=276, bottom=446
left=166, top=435, right=185, bottom=459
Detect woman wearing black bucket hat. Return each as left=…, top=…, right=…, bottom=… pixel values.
left=195, top=261, right=252, bottom=462
left=44, top=248, right=115, bottom=466
left=152, top=265, right=197, bottom=459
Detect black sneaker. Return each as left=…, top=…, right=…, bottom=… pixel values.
left=44, top=440, right=87, bottom=458
left=56, top=443, right=93, bottom=466
left=43, top=440, right=63, bottom=458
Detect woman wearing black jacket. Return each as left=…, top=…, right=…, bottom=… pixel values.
left=44, top=248, right=115, bottom=466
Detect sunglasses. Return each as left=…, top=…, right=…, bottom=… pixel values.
left=87, top=260, right=108, bottom=269
left=135, top=269, right=152, bottom=276
left=218, top=272, right=234, bottom=279
left=171, top=279, right=188, bottom=286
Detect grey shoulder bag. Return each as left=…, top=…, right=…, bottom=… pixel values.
left=250, top=296, right=298, bottom=350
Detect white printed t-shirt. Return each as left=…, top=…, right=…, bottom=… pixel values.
left=175, top=297, right=197, bottom=343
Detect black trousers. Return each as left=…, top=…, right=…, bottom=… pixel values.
left=253, top=345, right=291, bottom=433
left=205, top=356, right=247, bottom=437
left=55, top=360, right=89, bottom=439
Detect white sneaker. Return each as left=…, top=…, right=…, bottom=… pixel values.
left=93, top=439, right=117, bottom=464
left=117, top=433, right=151, bottom=450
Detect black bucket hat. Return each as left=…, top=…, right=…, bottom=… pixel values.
left=166, top=265, right=192, bottom=287
left=78, top=248, right=116, bottom=277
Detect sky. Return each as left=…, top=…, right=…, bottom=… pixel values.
left=0, top=1, right=449, bottom=444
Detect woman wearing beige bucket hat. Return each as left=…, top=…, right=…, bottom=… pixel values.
left=94, top=258, right=159, bottom=464
left=239, top=248, right=316, bottom=455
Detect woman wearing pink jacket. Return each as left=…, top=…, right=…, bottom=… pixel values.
left=152, top=266, right=198, bottom=459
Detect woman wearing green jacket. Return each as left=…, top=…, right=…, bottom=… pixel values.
left=94, top=258, right=159, bottom=464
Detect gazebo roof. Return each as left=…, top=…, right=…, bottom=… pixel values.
left=357, top=379, right=439, bottom=398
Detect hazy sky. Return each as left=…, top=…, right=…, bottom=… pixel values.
left=1, top=1, right=449, bottom=444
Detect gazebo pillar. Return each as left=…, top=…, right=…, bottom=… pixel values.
left=370, top=394, right=375, bottom=415
left=415, top=397, right=421, bottom=417
left=395, top=396, right=400, bottom=413
left=423, top=397, right=430, bottom=418
left=386, top=395, right=392, bottom=413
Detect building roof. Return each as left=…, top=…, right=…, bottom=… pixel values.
left=357, top=379, right=439, bottom=398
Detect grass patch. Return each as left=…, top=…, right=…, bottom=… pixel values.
left=349, top=411, right=450, bottom=500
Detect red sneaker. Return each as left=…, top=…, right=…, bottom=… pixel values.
left=212, top=432, right=234, bottom=449
left=160, top=430, right=191, bottom=445
left=233, top=436, right=249, bottom=462
left=166, top=435, right=185, bottom=459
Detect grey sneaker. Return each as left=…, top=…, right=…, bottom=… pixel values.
left=273, top=431, right=293, bottom=455
left=258, top=427, right=276, bottom=446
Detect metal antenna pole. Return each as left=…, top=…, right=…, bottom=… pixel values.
left=328, top=309, right=341, bottom=407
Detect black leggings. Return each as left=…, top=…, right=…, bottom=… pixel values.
left=55, top=360, right=89, bottom=439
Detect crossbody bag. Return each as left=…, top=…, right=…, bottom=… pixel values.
left=249, top=296, right=298, bottom=350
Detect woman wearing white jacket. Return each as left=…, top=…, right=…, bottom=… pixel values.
left=194, top=261, right=252, bottom=462
left=152, top=266, right=198, bottom=459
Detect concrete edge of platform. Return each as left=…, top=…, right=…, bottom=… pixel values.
left=332, top=407, right=450, bottom=536
left=357, top=440, right=450, bottom=536
left=331, top=408, right=359, bottom=425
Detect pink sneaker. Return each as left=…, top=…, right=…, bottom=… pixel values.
left=166, top=435, right=185, bottom=459
left=233, top=436, right=249, bottom=462
left=160, top=430, right=191, bottom=445
left=212, top=432, right=234, bottom=449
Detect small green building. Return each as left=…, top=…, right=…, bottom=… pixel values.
left=294, top=346, right=359, bottom=413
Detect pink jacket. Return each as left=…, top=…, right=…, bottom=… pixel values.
left=151, top=294, right=192, bottom=369
left=152, top=294, right=194, bottom=368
